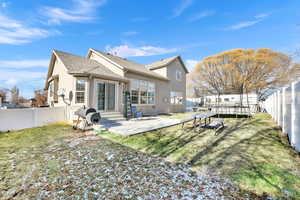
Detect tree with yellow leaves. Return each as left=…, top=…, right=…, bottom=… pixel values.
left=190, top=48, right=297, bottom=111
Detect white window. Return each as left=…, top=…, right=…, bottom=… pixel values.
left=130, top=79, right=155, bottom=105
left=176, top=70, right=182, bottom=81
left=75, top=79, right=86, bottom=104
left=170, top=91, right=183, bottom=104
left=131, top=80, right=139, bottom=104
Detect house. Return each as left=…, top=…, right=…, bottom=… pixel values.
left=0, top=89, right=13, bottom=108
left=44, top=49, right=188, bottom=120
left=203, top=94, right=258, bottom=105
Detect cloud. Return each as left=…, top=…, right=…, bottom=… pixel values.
left=122, top=31, right=139, bottom=36
left=0, top=69, right=46, bottom=97
left=0, top=69, right=45, bottom=85
left=185, top=59, right=198, bottom=72
left=0, top=14, right=58, bottom=45
left=41, top=0, right=106, bottom=25
left=226, top=20, right=260, bottom=30
left=188, top=10, right=215, bottom=22
left=225, top=13, right=270, bottom=30
left=105, top=45, right=179, bottom=57
left=0, top=59, right=49, bottom=68
left=255, top=13, right=270, bottom=19
left=0, top=2, right=8, bottom=8
left=4, top=78, right=18, bottom=85
left=0, top=58, right=49, bottom=97
left=172, top=0, right=193, bottom=18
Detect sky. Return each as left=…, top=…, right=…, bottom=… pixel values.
left=0, top=0, right=299, bottom=98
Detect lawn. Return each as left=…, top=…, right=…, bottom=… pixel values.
left=0, top=123, right=75, bottom=195
left=101, top=113, right=300, bottom=199
left=1, top=122, right=257, bottom=199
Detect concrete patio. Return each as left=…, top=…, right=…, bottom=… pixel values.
left=100, top=117, right=183, bottom=136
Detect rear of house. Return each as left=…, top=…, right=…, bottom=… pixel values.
left=45, top=48, right=188, bottom=121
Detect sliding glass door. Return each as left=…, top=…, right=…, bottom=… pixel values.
left=106, top=83, right=115, bottom=111
left=97, top=81, right=116, bottom=112
left=97, top=83, right=106, bottom=111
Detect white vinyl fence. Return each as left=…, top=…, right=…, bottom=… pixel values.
left=263, top=81, right=300, bottom=152
left=0, top=107, right=66, bottom=132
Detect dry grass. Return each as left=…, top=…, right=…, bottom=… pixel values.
left=0, top=123, right=254, bottom=199
left=101, top=113, right=300, bottom=199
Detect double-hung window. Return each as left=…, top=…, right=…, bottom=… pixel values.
left=170, top=91, right=183, bottom=104
left=130, top=79, right=155, bottom=105
left=75, top=79, right=86, bottom=104
left=131, top=80, right=140, bottom=104
left=147, top=83, right=155, bottom=104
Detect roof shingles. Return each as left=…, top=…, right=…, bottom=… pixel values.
left=54, top=50, right=128, bottom=82
left=90, top=49, right=169, bottom=81
left=147, top=55, right=189, bottom=73
left=146, top=56, right=179, bottom=70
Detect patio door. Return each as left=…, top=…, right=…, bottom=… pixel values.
left=106, top=83, right=116, bottom=111
left=96, top=81, right=116, bottom=112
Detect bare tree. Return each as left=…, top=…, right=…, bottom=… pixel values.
left=18, top=96, right=28, bottom=104
left=0, top=89, right=7, bottom=103
left=10, top=86, right=19, bottom=104
left=33, top=89, right=48, bottom=107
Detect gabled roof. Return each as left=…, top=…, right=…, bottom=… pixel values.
left=89, top=49, right=169, bottom=81
left=45, top=50, right=128, bottom=89
left=147, top=55, right=189, bottom=73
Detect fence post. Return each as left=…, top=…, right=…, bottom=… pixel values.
left=272, top=93, right=276, bottom=121
left=275, top=91, right=278, bottom=123
left=278, top=90, right=283, bottom=126
left=282, top=87, right=286, bottom=133
left=273, top=92, right=277, bottom=122
left=291, top=81, right=300, bottom=151
left=33, top=108, right=37, bottom=127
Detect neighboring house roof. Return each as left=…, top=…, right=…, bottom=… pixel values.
left=147, top=55, right=189, bottom=73
left=89, top=49, right=169, bottom=81
left=45, top=50, right=128, bottom=89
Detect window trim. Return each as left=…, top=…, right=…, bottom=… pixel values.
left=49, top=81, right=54, bottom=97
left=130, top=79, right=155, bottom=106
left=94, top=79, right=118, bottom=112
left=74, top=78, right=88, bottom=105
left=51, top=76, right=59, bottom=103
left=176, top=70, right=182, bottom=81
